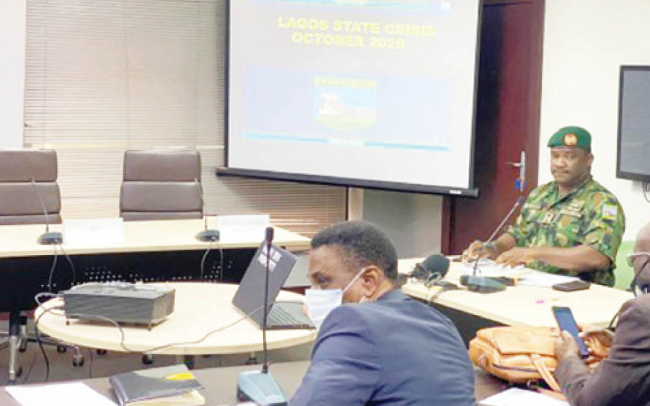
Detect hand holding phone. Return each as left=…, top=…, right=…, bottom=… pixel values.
left=552, top=306, right=590, bottom=358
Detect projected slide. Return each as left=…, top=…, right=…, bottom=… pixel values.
left=228, top=0, right=481, bottom=193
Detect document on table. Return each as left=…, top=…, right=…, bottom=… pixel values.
left=518, top=272, right=580, bottom=288
left=462, top=259, right=529, bottom=277
left=6, top=382, right=117, bottom=406
left=479, top=388, right=570, bottom=406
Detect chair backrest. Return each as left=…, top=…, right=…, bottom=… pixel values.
left=614, top=240, right=635, bottom=290
left=119, top=150, right=203, bottom=221
left=0, top=149, right=62, bottom=225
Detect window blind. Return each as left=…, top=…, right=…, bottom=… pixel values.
left=24, top=0, right=347, bottom=237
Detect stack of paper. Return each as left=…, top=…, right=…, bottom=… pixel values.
left=480, top=388, right=569, bottom=406
left=462, top=259, right=529, bottom=277
left=518, top=272, right=579, bottom=288
left=6, top=382, right=117, bottom=406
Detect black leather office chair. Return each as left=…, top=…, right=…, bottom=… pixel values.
left=0, top=150, right=82, bottom=383
left=119, top=149, right=203, bottom=365
left=120, top=150, right=203, bottom=221
left=0, top=150, right=61, bottom=225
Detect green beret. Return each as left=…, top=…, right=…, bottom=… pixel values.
left=547, top=126, right=591, bottom=152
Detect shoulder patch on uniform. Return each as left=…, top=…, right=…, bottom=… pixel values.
left=602, top=204, right=618, bottom=220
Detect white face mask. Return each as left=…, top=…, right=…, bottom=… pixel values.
left=304, top=268, right=367, bottom=330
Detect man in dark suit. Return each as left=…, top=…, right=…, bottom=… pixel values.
left=554, top=222, right=650, bottom=405
left=289, top=221, right=476, bottom=406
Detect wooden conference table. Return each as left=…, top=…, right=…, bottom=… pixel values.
left=0, top=362, right=508, bottom=405
left=400, top=258, right=633, bottom=338
left=0, top=219, right=311, bottom=380
left=0, top=218, right=310, bottom=258
left=34, top=283, right=316, bottom=355
left=0, top=218, right=310, bottom=313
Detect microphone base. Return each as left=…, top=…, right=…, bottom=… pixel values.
left=237, top=370, right=287, bottom=406
left=38, top=232, right=63, bottom=246
left=459, top=275, right=506, bottom=293
left=195, top=229, right=220, bottom=243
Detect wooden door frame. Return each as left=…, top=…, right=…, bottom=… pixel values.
left=441, top=0, right=545, bottom=254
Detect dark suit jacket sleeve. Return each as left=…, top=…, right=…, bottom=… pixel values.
left=289, top=305, right=380, bottom=406
left=555, top=298, right=650, bottom=406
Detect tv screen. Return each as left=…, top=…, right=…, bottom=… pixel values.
left=617, top=66, right=650, bottom=182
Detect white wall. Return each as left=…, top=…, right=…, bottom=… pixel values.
left=0, top=0, right=26, bottom=149
left=540, top=0, right=650, bottom=241
left=363, top=190, right=442, bottom=258
left=284, top=191, right=443, bottom=286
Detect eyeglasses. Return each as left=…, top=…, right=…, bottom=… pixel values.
left=626, top=252, right=650, bottom=268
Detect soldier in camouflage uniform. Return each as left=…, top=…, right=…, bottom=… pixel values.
left=465, top=126, right=625, bottom=286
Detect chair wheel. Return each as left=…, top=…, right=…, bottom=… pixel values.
left=16, top=366, right=23, bottom=378
left=142, top=354, right=154, bottom=365
left=96, top=349, right=107, bottom=356
left=57, top=345, right=67, bottom=354
left=72, top=354, right=84, bottom=367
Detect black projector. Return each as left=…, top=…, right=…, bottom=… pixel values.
left=62, top=283, right=175, bottom=329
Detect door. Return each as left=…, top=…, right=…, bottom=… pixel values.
left=442, top=0, right=545, bottom=254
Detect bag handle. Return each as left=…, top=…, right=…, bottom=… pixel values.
left=530, top=354, right=561, bottom=392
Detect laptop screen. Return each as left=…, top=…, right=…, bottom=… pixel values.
left=232, top=242, right=297, bottom=326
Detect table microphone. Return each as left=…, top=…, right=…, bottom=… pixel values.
left=237, top=227, right=288, bottom=406
left=409, top=254, right=450, bottom=287
left=30, top=178, right=63, bottom=245
left=460, top=195, right=525, bottom=293
left=193, top=179, right=220, bottom=242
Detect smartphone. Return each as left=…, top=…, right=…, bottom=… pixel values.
left=552, top=306, right=590, bottom=358
left=552, top=280, right=591, bottom=292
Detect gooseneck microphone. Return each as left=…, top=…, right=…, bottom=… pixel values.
left=460, top=195, right=525, bottom=293
left=30, top=178, right=63, bottom=245
left=261, top=226, right=273, bottom=374
left=237, top=226, right=288, bottom=406
left=193, top=179, right=220, bottom=243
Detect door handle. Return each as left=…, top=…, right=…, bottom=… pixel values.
left=507, top=152, right=526, bottom=192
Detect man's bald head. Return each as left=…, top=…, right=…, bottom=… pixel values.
left=634, top=223, right=650, bottom=252
left=632, top=223, right=650, bottom=296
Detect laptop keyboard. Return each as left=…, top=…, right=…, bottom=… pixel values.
left=268, top=304, right=313, bottom=328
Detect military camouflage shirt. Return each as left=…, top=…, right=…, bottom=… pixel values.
left=506, top=177, right=625, bottom=286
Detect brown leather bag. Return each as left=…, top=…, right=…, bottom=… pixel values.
left=469, top=326, right=610, bottom=392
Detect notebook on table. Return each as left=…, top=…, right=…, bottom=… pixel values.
left=110, top=364, right=205, bottom=406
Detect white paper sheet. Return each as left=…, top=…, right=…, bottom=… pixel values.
left=518, top=272, right=579, bottom=288
left=63, top=218, right=124, bottom=247
left=217, top=214, right=270, bottom=243
left=6, top=382, right=117, bottom=406
left=462, top=259, right=529, bottom=277
left=479, top=388, right=569, bottom=406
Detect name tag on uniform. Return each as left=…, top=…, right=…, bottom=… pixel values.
left=542, top=211, right=555, bottom=225
left=559, top=209, right=582, bottom=218
left=568, top=200, right=584, bottom=211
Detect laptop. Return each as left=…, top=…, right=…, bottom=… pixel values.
left=232, top=242, right=314, bottom=330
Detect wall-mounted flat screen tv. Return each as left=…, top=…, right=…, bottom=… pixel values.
left=617, top=66, right=650, bottom=182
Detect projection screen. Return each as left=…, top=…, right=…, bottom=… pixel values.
left=226, top=0, right=482, bottom=196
